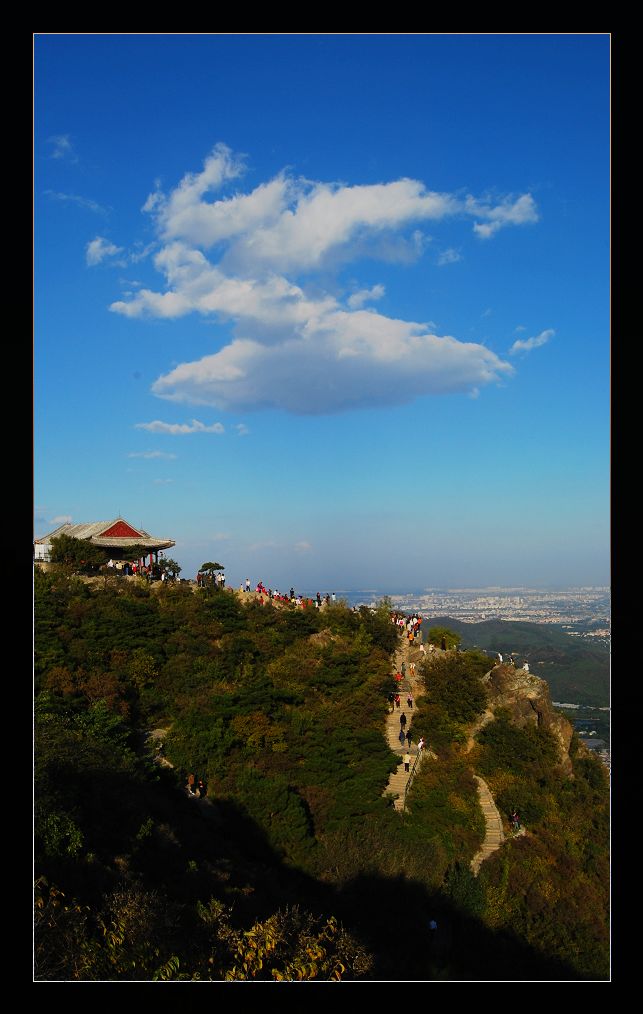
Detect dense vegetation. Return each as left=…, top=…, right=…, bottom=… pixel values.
left=472, top=716, right=610, bottom=979
left=34, top=572, right=609, bottom=980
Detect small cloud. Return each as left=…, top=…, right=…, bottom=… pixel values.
left=86, top=236, right=124, bottom=266
left=473, top=221, right=502, bottom=239
left=142, top=184, right=164, bottom=214
left=153, top=479, right=174, bottom=485
left=470, top=193, right=539, bottom=240
left=510, top=328, right=555, bottom=355
left=234, top=423, right=250, bottom=436
left=295, top=541, right=312, bottom=552
left=48, top=134, right=77, bottom=161
left=51, top=514, right=72, bottom=524
left=437, top=248, right=462, bottom=266
left=481, top=308, right=493, bottom=319
left=129, top=241, right=157, bottom=263
left=247, top=539, right=279, bottom=552
left=211, top=531, right=231, bottom=540
left=347, top=284, right=385, bottom=309
left=128, top=450, right=177, bottom=459
left=135, top=418, right=225, bottom=434
left=44, top=190, right=108, bottom=215
left=514, top=324, right=526, bottom=332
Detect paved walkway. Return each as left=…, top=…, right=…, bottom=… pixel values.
left=382, top=635, right=430, bottom=811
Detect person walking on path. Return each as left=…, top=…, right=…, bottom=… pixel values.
left=407, top=694, right=413, bottom=709
left=417, top=737, right=425, bottom=753
left=406, top=729, right=413, bottom=749
left=399, top=728, right=406, bottom=745
left=404, top=752, right=411, bottom=773
left=395, top=694, right=401, bottom=709
left=400, top=712, right=407, bottom=730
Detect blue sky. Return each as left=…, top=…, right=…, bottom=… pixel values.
left=34, top=34, right=610, bottom=590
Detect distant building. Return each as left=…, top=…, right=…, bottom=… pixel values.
left=34, top=517, right=175, bottom=567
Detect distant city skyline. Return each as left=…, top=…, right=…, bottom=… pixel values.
left=35, top=34, right=610, bottom=588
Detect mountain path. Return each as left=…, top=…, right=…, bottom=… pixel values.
left=470, top=774, right=505, bottom=875
left=383, top=634, right=433, bottom=811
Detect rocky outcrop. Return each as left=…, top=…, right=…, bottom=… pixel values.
left=482, top=664, right=574, bottom=776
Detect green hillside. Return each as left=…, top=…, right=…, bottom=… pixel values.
left=427, top=617, right=609, bottom=707
left=34, top=571, right=609, bottom=980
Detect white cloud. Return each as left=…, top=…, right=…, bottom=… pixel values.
left=347, top=284, right=385, bottom=309
left=295, top=541, right=312, bottom=552
left=152, top=312, right=514, bottom=415
left=107, top=144, right=539, bottom=414
left=129, top=241, right=157, bottom=263
left=128, top=450, right=177, bottom=459
left=234, top=423, right=250, bottom=436
left=135, top=418, right=225, bottom=434
left=134, top=145, right=536, bottom=275
left=48, top=134, right=76, bottom=161
left=470, top=193, right=539, bottom=240
left=510, top=328, right=555, bottom=355
left=86, top=236, right=124, bottom=266
left=153, top=479, right=174, bottom=484
left=45, top=190, right=107, bottom=215
left=437, top=248, right=462, bottom=266
left=51, top=514, right=73, bottom=524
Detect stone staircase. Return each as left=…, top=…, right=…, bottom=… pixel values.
left=383, top=639, right=511, bottom=866
left=382, top=636, right=429, bottom=811
left=470, top=774, right=505, bottom=875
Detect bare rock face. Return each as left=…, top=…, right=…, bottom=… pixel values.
left=483, top=665, right=574, bottom=776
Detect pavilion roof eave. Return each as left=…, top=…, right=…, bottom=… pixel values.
left=90, top=537, right=175, bottom=550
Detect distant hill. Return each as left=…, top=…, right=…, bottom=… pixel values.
left=427, top=618, right=609, bottom=707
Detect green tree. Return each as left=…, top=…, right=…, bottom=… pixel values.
left=428, top=626, right=461, bottom=650
left=161, top=557, right=182, bottom=578
left=200, top=561, right=224, bottom=573
left=48, top=534, right=109, bottom=573
left=420, top=651, right=487, bottom=726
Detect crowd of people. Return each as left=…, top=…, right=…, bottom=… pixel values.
left=238, top=581, right=339, bottom=610
left=196, top=570, right=226, bottom=588
left=390, top=611, right=424, bottom=643
left=107, top=558, right=173, bottom=581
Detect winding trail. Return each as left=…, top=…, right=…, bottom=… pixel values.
left=382, top=635, right=432, bottom=811
left=463, top=671, right=507, bottom=875
left=470, top=775, right=505, bottom=875
left=418, top=656, right=510, bottom=874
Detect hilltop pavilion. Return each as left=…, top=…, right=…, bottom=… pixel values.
left=34, top=517, right=175, bottom=568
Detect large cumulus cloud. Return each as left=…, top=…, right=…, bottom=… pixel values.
left=109, top=144, right=538, bottom=414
